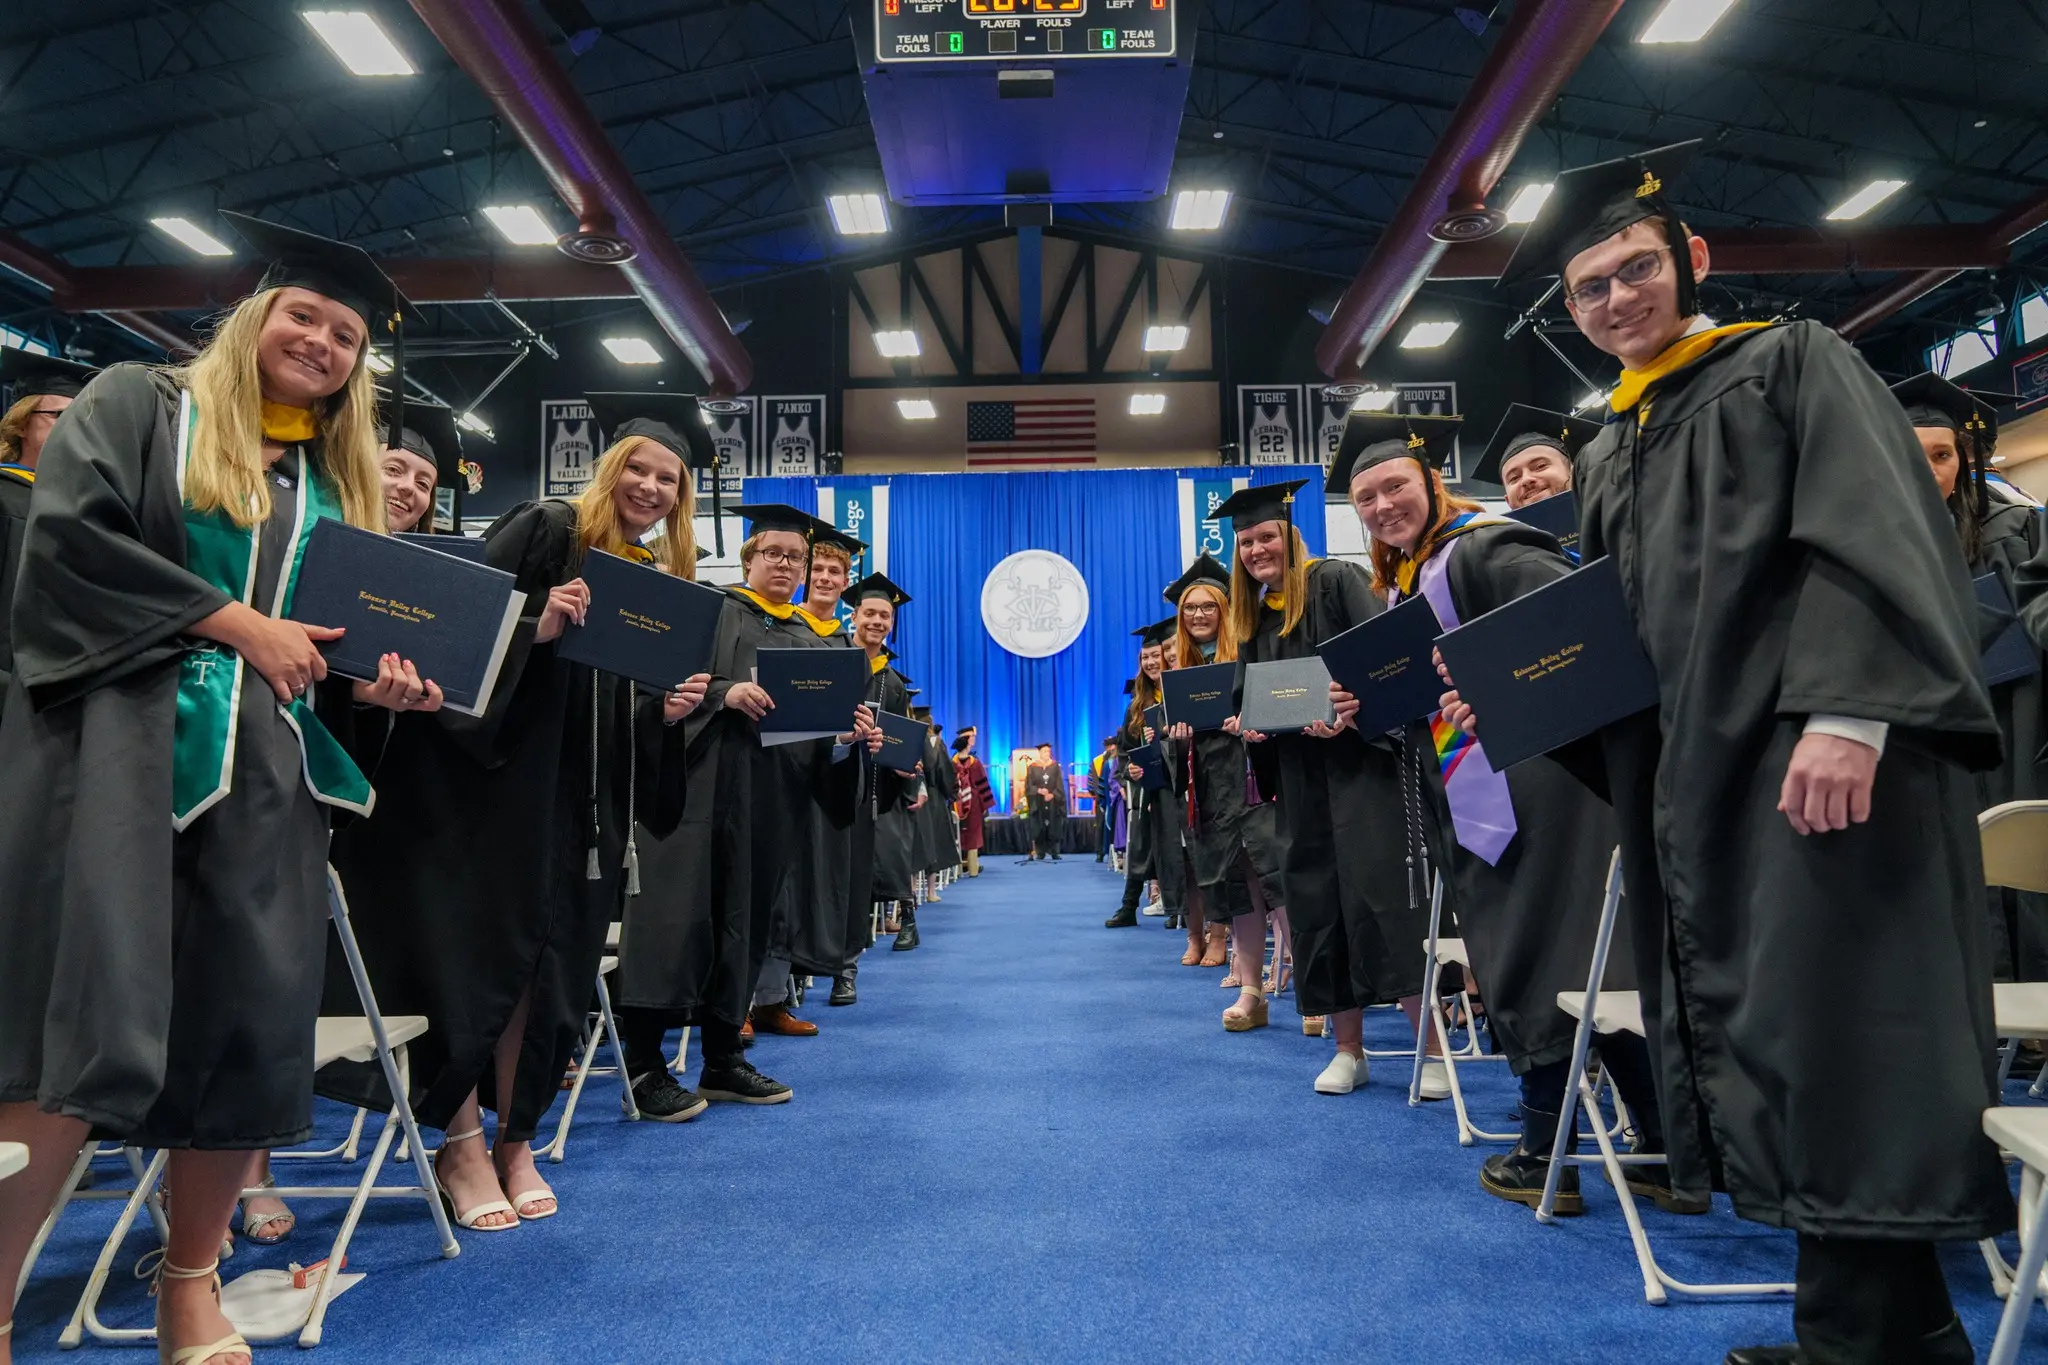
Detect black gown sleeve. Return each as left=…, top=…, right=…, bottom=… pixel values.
left=434, top=500, right=569, bottom=766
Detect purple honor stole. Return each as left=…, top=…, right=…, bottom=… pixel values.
left=1398, top=519, right=1518, bottom=866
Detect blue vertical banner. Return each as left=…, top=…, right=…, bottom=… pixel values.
left=1177, top=474, right=1247, bottom=571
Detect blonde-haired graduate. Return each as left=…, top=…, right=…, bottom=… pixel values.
left=0, top=214, right=441, bottom=1365
left=326, top=391, right=708, bottom=1227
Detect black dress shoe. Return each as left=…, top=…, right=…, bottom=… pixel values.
left=893, top=918, right=920, bottom=951
left=828, top=975, right=858, bottom=1006
left=698, top=1060, right=792, bottom=1104
left=1606, top=1159, right=1711, bottom=1215
left=1104, top=908, right=1138, bottom=927
left=1478, top=1105, right=1581, bottom=1214
left=630, top=1070, right=709, bottom=1123
left=1722, top=1348, right=1800, bottom=1365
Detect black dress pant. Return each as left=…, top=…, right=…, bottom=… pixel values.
left=1792, top=1234, right=1966, bottom=1364
left=617, top=1010, right=747, bottom=1078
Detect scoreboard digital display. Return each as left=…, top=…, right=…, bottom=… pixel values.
left=875, top=0, right=1177, bottom=62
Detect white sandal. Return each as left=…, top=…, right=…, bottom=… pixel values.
left=432, top=1127, right=518, bottom=1232
left=238, top=1174, right=293, bottom=1245
left=505, top=1184, right=558, bottom=1221
left=153, top=1257, right=250, bottom=1365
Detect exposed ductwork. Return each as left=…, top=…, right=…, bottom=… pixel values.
left=1834, top=189, right=2048, bottom=339
left=1313, top=0, right=1625, bottom=379
left=408, top=0, right=752, bottom=395
left=0, top=231, right=196, bottom=357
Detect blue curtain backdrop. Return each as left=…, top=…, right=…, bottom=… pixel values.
left=741, top=465, right=1324, bottom=814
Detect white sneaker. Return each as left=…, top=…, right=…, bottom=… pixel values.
left=1315, top=1051, right=1367, bottom=1095
left=1141, top=904, right=1166, bottom=917
left=1417, top=1058, right=1451, bottom=1101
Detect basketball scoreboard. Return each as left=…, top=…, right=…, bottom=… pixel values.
left=874, top=0, right=1178, bottom=62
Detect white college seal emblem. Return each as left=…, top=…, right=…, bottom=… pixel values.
left=981, top=549, right=1089, bottom=659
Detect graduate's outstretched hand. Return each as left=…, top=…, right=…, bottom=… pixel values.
left=354, top=653, right=443, bottom=713
left=1223, top=715, right=1268, bottom=744
left=1125, top=763, right=1144, bottom=781
left=1778, top=733, right=1876, bottom=835
left=663, top=674, right=711, bottom=724
left=1328, top=680, right=1359, bottom=731
left=1434, top=648, right=1479, bottom=737
left=839, top=702, right=877, bottom=748
left=236, top=609, right=337, bottom=703
left=535, top=578, right=591, bottom=643
left=1169, top=721, right=1193, bottom=742
left=725, top=680, right=773, bottom=720
left=907, top=788, right=929, bottom=811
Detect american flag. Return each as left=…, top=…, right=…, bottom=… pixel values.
left=965, top=397, right=1097, bottom=468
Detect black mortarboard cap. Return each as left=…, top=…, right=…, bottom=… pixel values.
left=849, top=572, right=910, bottom=607
left=378, top=396, right=462, bottom=483
left=1162, top=554, right=1231, bottom=605
left=1468, top=403, right=1605, bottom=487
left=585, top=391, right=714, bottom=469
left=1327, top=412, right=1463, bottom=496
left=0, top=348, right=97, bottom=402
left=1132, top=616, right=1178, bottom=647
left=730, top=503, right=825, bottom=539
left=1208, top=479, right=1310, bottom=533
left=1123, top=677, right=1136, bottom=696
left=696, top=544, right=713, bottom=563
left=1496, top=142, right=1701, bottom=295
left=1890, top=372, right=1998, bottom=443
left=812, top=523, right=869, bottom=558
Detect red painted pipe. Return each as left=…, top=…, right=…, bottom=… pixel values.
left=0, top=231, right=195, bottom=356
left=409, top=0, right=752, bottom=394
left=1313, top=0, right=1625, bottom=379
left=1835, top=187, right=2048, bottom=339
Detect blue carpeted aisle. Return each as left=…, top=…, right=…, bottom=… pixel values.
left=12, top=857, right=2044, bottom=1363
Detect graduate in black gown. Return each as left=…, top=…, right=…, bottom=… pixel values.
left=1330, top=413, right=1696, bottom=1217
left=331, top=391, right=709, bottom=1213
left=919, top=718, right=962, bottom=880
left=1160, top=555, right=1288, bottom=1028
left=830, top=572, right=915, bottom=1000
left=0, top=219, right=439, bottom=1363
left=0, top=350, right=96, bottom=718
left=1450, top=142, right=2008, bottom=1364
left=1217, top=481, right=1436, bottom=1095
left=1106, top=625, right=1190, bottom=936
left=1467, top=403, right=1601, bottom=519
left=372, top=398, right=463, bottom=537
left=1024, top=742, right=1065, bottom=859
left=1898, top=373, right=2048, bottom=986
left=872, top=653, right=923, bottom=945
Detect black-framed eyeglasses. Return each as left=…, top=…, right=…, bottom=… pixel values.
left=1181, top=602, right=1222, bottom=616
left=1563, top=246, right=1673, bottom=311
left=756, top=548, right=807, bottom=567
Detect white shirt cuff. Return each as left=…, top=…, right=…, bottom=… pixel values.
left=1803, top=714, right=1888, bottom=757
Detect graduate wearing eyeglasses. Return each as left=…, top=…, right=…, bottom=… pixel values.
left=0, top=350, right=97, bottom=719
left=831, top=572, right=916, bottom=1000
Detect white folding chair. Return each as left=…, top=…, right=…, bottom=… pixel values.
left=1536, top=849, right=1795, bottom=1306
left=1971, top=802, right=2048, bottom=1304
left=0, top=1144, right=23, bottom=1182
left=15, top=1144, right=171, bottom=1314
left=542, top=943, right=641, bottom=1163
left=59, top=867, right=459, bottom=1349
left=1404, top=867, right=1515, bottom=1141
left=1986, top=1106, right=2048, bottom=1365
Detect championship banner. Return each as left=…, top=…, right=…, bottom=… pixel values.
left=760, top=395, right=825, bottom=477
left=1237, top=385, right=1304, bottom=466
left=540, top=398, right=597, bottom=498
left=1391, top=382, right=1463, bottom=481
left=1310, top=383, right=1366, bottom=473
left=1308, top=381, right=1463, bottom=479
left=1177, top=474, right=1248, bottom=569
left=815, top=482, right=890, bottom=577
left=697, top=396, right=754, bottom=499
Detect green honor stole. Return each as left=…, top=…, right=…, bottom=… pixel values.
left=170, top=389, right=374, bottom=829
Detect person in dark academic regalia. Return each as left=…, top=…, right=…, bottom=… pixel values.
left=1900, top=373, right=2048, bottom=989
left=1024, top=742, right=1065, bottom=860
left=1161, top=554, right=1288, bottom=1027
left=1218, top=481, right=1438, bottom=1094
left=373, top=397, right=463, bottom=536
left=952, top=725, right=994, bottom=875
left=0, top=218, right=440, bottom=1361
left=831, top=571, right=915, bottom=1002
left=1331, top=412, right=1697, bottom=1216
left=872, top=657, right=922, bottom=945
left=330, top=390, right=709, bottom=1206
left=1447, top=142, right=2008, bottom=1365
left=1112, top=621, right=1198, bottom=951
left=0, top=349, right=97, bottom=718
left=916, top=709, right=961, bottom=884
left=1468, top=402, right=1602, bottom=516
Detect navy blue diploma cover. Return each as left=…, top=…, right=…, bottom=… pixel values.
left=288, top=519, right=522, bottom=717
left=557, top=549, right=726, bottom=691
left=1128, top=741, right=1170, bottom=790
left=1237, top=657, right=1337, bottom=734
left=1162, top=662, right=1237, bottom=733
left=1316, top=594, right=1446, bottom=737
left=875, top=710, right=927, bottom=774
left=1506, top=490, right=1581, bottom=560
left=1975, top=573, right=2040, bottom=687
left=1431, top=555, right=1659, bottom=770
left=1144, top=703, right=1167, bottom=739
left=396, top=531, right=490, bottom=563
left=755, top=646, right=870, bottom=744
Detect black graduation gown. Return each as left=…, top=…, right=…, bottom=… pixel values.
left=765, top=610, right=862, bottom=976
left=1575, top=319, right=2009, bottom=1238
left=1024, top=759, right=1063, bottom=848
left=0, top=464, right=31, bottom=719
left=0, top=366, right=360, bottom=1148
left=840, top=658, right=911, bottom=966
left=1172, top=657, right=1284, bottom=922
left=1400, top=521, right=1624, bottom=1074
left=1118, top=705, right=1187, bottom=911
left=921, top=732, right=961, bottom=870
left=1978, top=498, right=2048, bottom=979
left=1242, top=558, right=1426, bottom=1015
left=326, top=499, right=652, bottom=1143
left=870, top=665, right=920, bottom=901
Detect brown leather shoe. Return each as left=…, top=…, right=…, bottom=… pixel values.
left=751, top=1005, right=819, bottom=1037
left=739, top=1016, right=755, bottom=1043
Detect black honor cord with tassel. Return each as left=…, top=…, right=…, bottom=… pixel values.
left=585, top=672, right=602, bottom=881
left=623, top=682, right=641, bottom=896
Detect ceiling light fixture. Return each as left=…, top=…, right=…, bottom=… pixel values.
left=1129, top=393, right=1166, bottom=415
left=455, top=411, right=494, bottom=439
left=302, top=11, right=417, bottom=76
left=897, top=398, right=937, bottom=420
left=1168, top=190, right=1231, bottom=231
left=826, top=193, right=890, bottom=236
left=365, top=349, right=392, bottom=375
left=873, top=329, right=922, bottom=358
left=1143, top=324, right=1189, bottom=352
left=1398, top=320, right=1460, bottom=350
left=1637, top=0, right=1740, bottom=43
left=1825, top=179, right=1908, bottom=221
left=480, top=204, right=557, bottom=246
left=1503, top=182, right=1556, bottom=225
left=150, top=216, right=234, bottom=257
left=602, top=337, right=663, bottom=365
